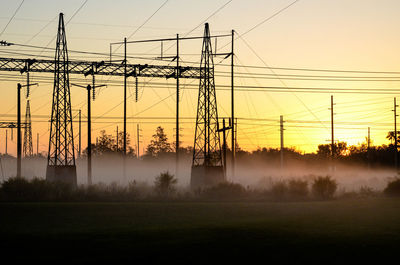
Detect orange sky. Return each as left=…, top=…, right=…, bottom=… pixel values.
left=1, top=0, right=400, bottom=156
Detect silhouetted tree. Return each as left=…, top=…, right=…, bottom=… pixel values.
left=154, top=171, right=177, bottom=197
left=146, top=126, right=172, bottom=157
left=84, top=130, right=135, bottom=156
left=386, top=131, right=400, bottom=145
left=317, top=141, right=347, bottom=158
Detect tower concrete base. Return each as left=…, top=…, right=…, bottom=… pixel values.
left=46, top=165, right=77, bottom=187
left=190, top=165, right=225, bottom=190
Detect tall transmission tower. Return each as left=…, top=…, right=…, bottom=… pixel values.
left=191, top=23, right=224, bottom=189
left=23, top=99, right=33, bottom=157
left=46, top=13, right=77, bottom=186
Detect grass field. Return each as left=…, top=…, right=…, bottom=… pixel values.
left=1, top=198, right=400, bottom=264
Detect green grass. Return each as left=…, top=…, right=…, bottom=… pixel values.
left=1, top=198, right=400, bottom=264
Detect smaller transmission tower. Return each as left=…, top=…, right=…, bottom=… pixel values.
left=23, top=100, right=33, bottom=157
left=191, top=23, right=224, bottom=189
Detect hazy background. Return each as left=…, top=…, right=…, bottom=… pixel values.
left=0, top=154, right=393, bottom=192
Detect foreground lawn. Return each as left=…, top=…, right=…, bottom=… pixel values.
left=1, top=198, right=400, bottom=264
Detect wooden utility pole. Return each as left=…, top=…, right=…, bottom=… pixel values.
left=17, top=83, right=21, bottom=178
left=87, top=85, right=92, bottom=185
left=78, top=109, right=81, bottom=158
left=331, top=95, right=335, bottom=171
left=116, top=126, right=119, bottom=152
left=137, top=124, right=140, bottom=159
left=394, top=97, right=398, bottom=170
left=217, top=118, right=232, bottom=179
left=367, top=127, right=371, bottom=170
left=176, top=34, right=180, bottom=176
left=280, top=115, right=284, bottom=170
left=231, top=29, right=235, bottom=179
left=123, top=37, right=127, bottom=180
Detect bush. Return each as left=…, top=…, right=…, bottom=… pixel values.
left=0, top=177, right=32, bottom=201
left=0, top=177, right=140, bottom=202
left=311, top=176, right=337, bottom=200
left=201, top=182, right=246, bottom=200
left=154, top=171, right=177, bottom=197
left=270, top=181, right=288, bottom=200
left=288, top=179, right=308, bottom=198
left=0, top=177, right=74, bottom=201
left=359, top=186, right=376, bottom=197
left=384, top=178, right=400, bottom=196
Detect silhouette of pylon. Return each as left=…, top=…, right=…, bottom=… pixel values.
left=23, top=99, right=33, bottom=157
left=46, top=13, right=77, bottom=186
left=191, top=23, right=224, bottom=189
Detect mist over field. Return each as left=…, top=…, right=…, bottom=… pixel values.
left=1, top=153, right=395, bottom=193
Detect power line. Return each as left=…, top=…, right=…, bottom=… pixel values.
left=0, top=0, right=25, bottom=38
left=241, top=0, right=300, bottom=37
left=185, top=0, right=233, bottom=36
left=236, top=33, right=329, bottom=131
left=2, top=74, right=400, bottom=94
left=5, top=41, right=400, bottom=76
left=38, top=0, right=89, bottom=55
left=112, top=0, right=170, bottom=53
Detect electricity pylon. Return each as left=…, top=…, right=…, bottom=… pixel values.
left=46, top=13, right=76, bottom=186
left=191, top=23, right=224, bottom=189
left=23, top=100, right=33, bottom=157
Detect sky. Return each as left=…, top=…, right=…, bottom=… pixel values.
left=1, top=0, right=400, bottom=156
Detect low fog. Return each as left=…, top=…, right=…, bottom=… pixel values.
left=0, top=153, right=396, bottom=192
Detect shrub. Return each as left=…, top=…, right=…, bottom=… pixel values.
left=201, top=182, right=246, bottom=200
left=154, top=171, right=177, bottom=197
left=0, top=177, right=32, bottom=201
left=384, top=178, right=400, bottom=196
left=270, top=181, right=288, bottom=200
left=288, top=179, right=308, bottom=197
left=359, top=186, right=376, bottom=197
left=311, top=176, right=337, bottom=200
left=0, top=177, right=74, bottom=201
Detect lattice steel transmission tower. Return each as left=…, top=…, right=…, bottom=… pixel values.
left=46, top=13, right=77, bottom=186
left=23, top=100, right=33, bottom=157
left=191, top=23, right=224, bottom=189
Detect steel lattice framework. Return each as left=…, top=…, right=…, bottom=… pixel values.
left=47, top=13, right=75, bottom=167
left=0, top=14, right=231, bottom=185
left=23, top=99, right=33, bottom=157
left=192, top=23, right=222, bottom=167
left=0, top=122, right=28, bottom=128
left=0, top=57, right=202, bottom=79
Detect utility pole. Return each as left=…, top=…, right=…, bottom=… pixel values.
left=222, top=119, right=227, bottom=178
left=116, top=126, right=119, bottom=152
left=17, top=83, right=21, bottom=178
left=123, top=37, right=127, bottom=180
left=217, top=118, right=232, bottom=179
left=367, top=127, right=371, bottom=170
left=231, top=29, right=235, bottom=179
left=235, top=118, right=237, bottom=158
left=72, top=83, right=95, bottom=185
left=5, top=130, right=7, bottom=155
left=78, top=109, right=81, bottom=158
left=280, top=115, right=284, bottom=170
left=87, top=85, right=92, bottom=185
left=137, top=124, right=140, bottom=159
left=176, top=34, right=180, bottom=176
left=331, top=95, right=335, bottom=171
left=394, top=97, right=398, bottom=170
left=37, top=133, right=39, bottom=155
